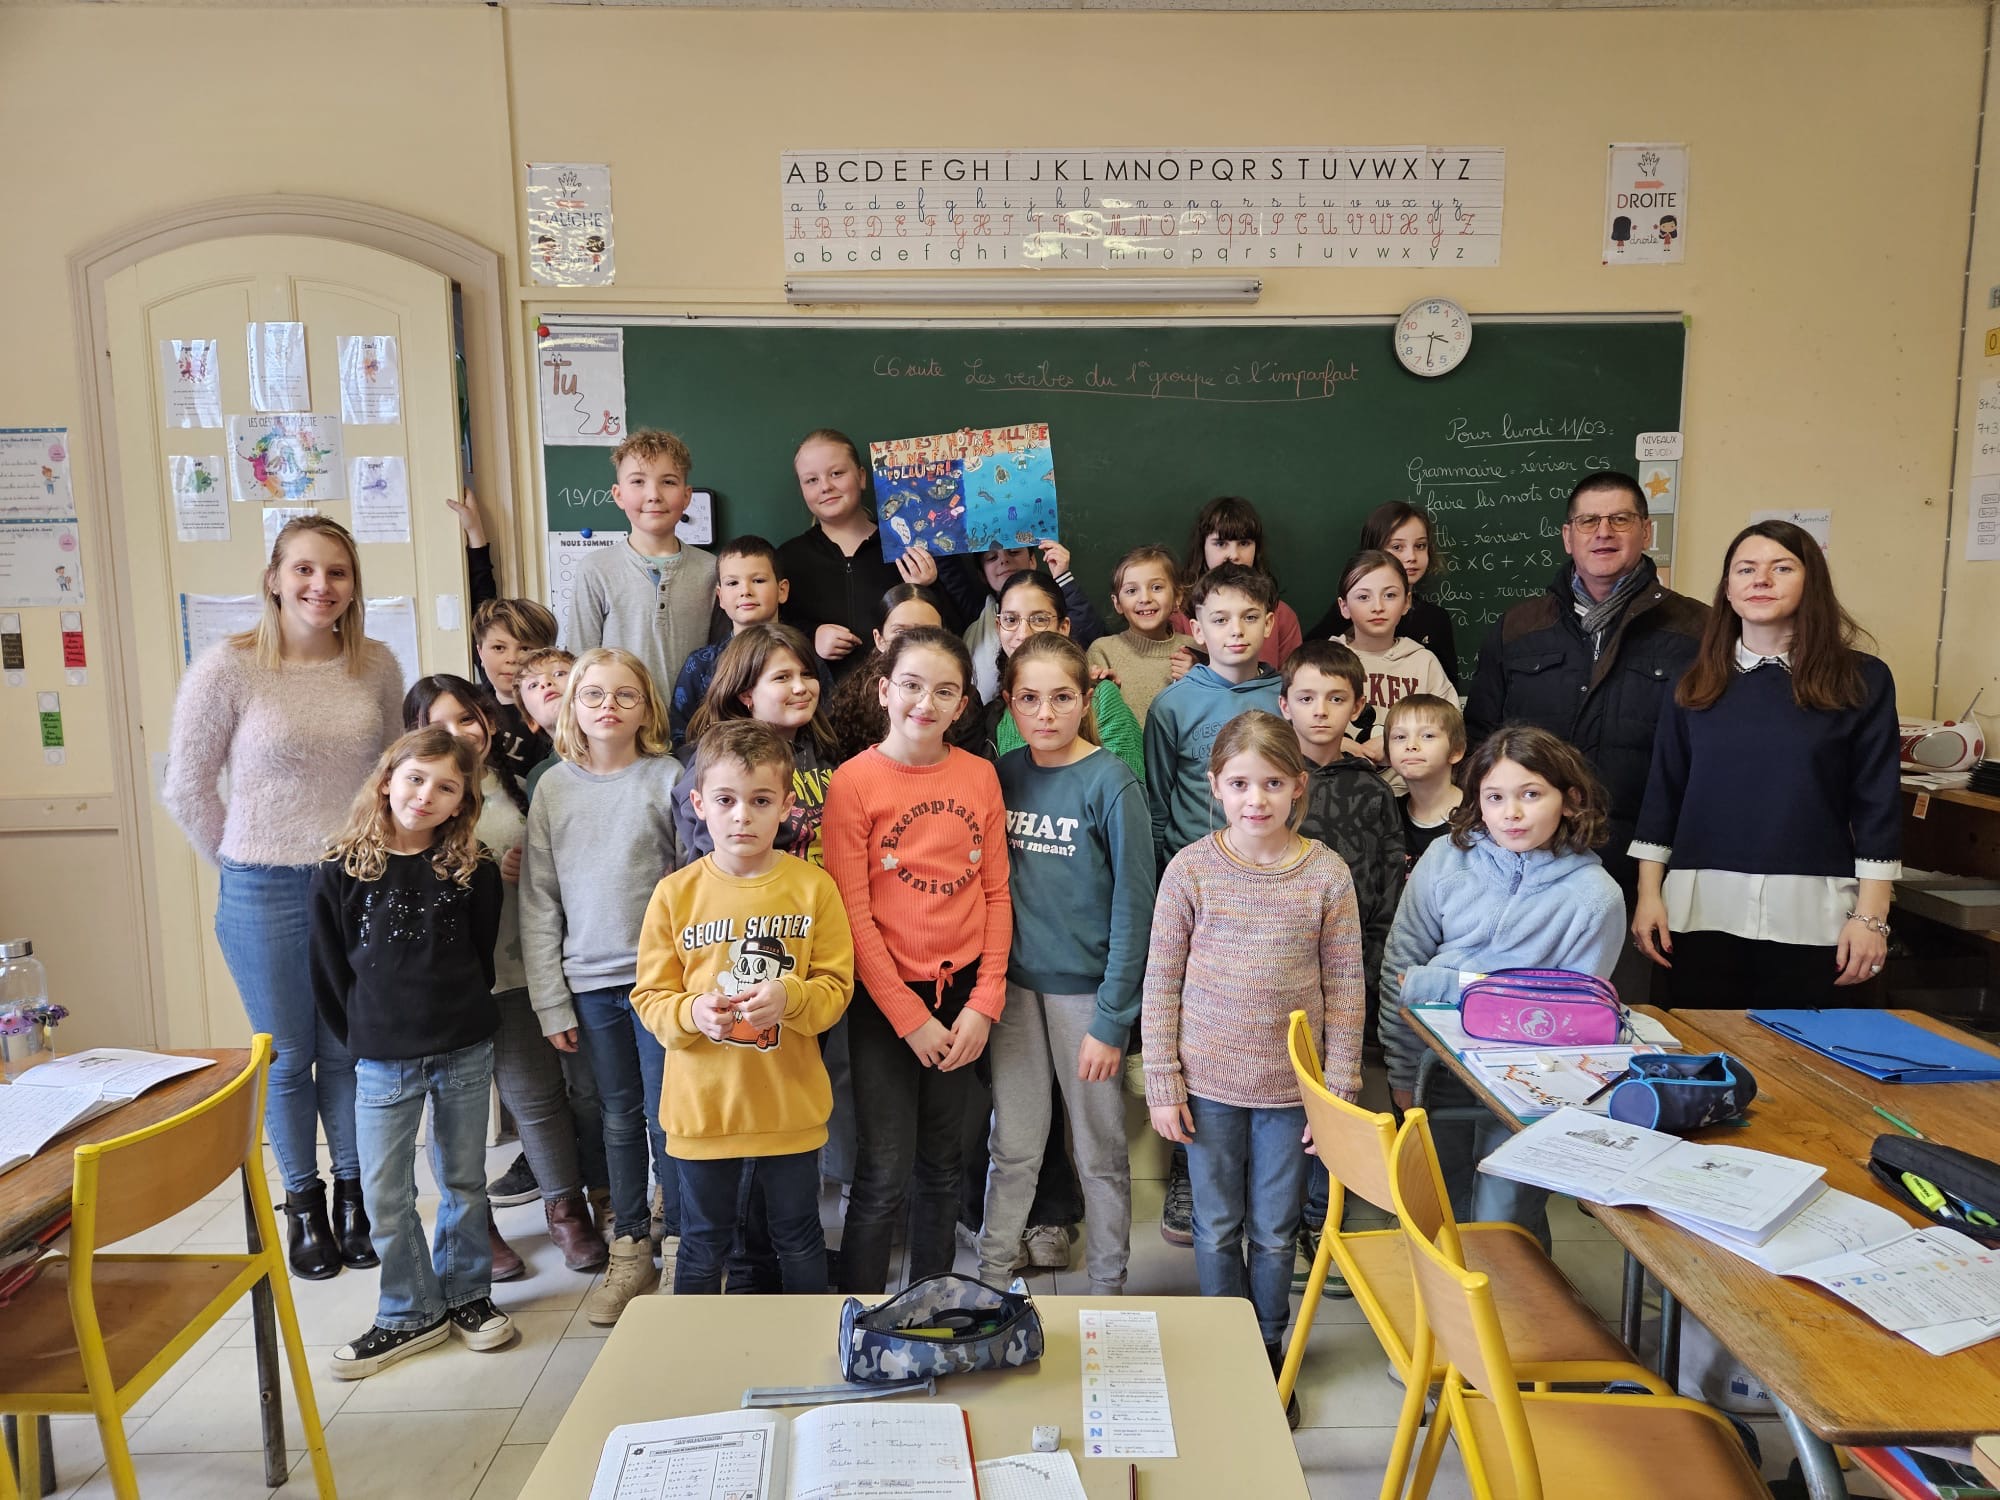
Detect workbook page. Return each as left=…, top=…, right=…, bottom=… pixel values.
left=786, top=1404, right=975, bottom=1500
left=588, top=1409, right=782, bottom=1500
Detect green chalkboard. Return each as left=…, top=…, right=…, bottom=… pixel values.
left=541, top=318, right=1684, bottom=673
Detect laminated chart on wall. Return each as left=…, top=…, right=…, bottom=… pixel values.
left=536, top=326, right=626, bottom=446
left=1605, top=145, right=1688, bottom=264
left=350, top=456, right=411, bottom=544
left=158, top=339, right=221, bottom=429
left=870, top=424, right=1058, bottom=562
left=179, top=593, right=263, bottom=666
left=780, top=147, right=1507, bottom=270
left=365, top=596, right=421, bottom=691
left=245, top=321, right=309, bottom=412
left=1, top=613, right=23, bottom=686
left=0, top=428, right=84, bottom=608
left=337, top=336, right=401, bottom=425
left=38, top=690, right=63, bottom=765
left=61, top=610, right=85, bottom=686
left=169, top=455, right=229, bottom=542
left=229, top=414, right=345, bottom=504
left=524, top=163, right=616, bottom=287
left=1969, top=377, right=2000, bottom=561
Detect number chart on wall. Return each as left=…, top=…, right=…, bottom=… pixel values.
left=537, top=317, right=1685, bottom=676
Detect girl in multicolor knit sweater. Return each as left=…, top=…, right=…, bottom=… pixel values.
left=1141, top=709, right=1364, bottom=1411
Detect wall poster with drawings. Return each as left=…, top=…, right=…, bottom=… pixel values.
left=537, top=326, right=626, bottom=447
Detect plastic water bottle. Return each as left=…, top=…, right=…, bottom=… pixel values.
left=0, top=938, right=52, bottom=1078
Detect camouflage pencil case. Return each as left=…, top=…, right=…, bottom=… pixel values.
left=837, top=1273, right=1044, bottom=1383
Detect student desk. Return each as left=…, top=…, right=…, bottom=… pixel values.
left=0, top=1049, right=296, bottom=1491
left=523, top=1293, right=1310, bottom=1499
left=1412, top=1008, right=2000, bottom=1500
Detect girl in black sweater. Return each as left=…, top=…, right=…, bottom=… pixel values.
left=310, top=727, right=509, bottom=1379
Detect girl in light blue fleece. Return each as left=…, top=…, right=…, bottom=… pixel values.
left=1380, top=724, right=1625, bottom=1247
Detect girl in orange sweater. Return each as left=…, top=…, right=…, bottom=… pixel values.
left=823, top=626, right=1013, bottom=1293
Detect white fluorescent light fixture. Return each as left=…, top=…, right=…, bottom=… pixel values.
left=784, top=275, right=1261, bottom=306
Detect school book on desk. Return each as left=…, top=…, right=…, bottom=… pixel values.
left=0, top=1049, right=215, bottom=1176
left=1476, top=1106, right=1825, bottom=1245
left=589, top=1402, right=978, bottom=1500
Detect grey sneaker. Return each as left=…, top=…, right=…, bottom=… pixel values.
left=1023, top=1223, right=1075, bottom=1271
left=1160, top=1157, right=1194, bottom=1247
left=583, top=1234, right=660, bottom=1325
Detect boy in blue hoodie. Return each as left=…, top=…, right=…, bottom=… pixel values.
left=1139, top=561, right=1284, bottom=1244
left=1143, top=563, right=1285, bottom=870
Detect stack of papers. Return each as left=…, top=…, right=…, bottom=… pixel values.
left=1465, top=1045, right=1662, bottom=1119
left=1477, top=1107, right=1826, bottom=1246
left=0, top=1049, right=215, bottom=1175
left=1791, top=1226, right=2000, bottom=1355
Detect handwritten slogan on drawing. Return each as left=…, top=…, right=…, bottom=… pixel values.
left=782, top=147, right=1506, bottom=269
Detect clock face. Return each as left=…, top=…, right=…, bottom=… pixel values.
left=1394, top=298, right=1473, bottom=377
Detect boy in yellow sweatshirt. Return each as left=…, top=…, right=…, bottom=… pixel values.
left=633, top=720, right=854, bottom=1294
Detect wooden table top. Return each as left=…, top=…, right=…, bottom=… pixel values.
left=524, top=1294, right=1309, bottom=1500
left=0, top=1048, right=246, bottom=1254
left=1414, top=1007, right=2000, bottom=1445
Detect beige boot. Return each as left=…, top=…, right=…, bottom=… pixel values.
left=582, top=1234, right=660, bottom=1326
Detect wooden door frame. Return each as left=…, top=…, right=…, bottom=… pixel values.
left=68, top=195, right=515, bottom=1042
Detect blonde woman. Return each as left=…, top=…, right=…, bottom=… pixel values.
left=163, top=515, right=402, bottom=1280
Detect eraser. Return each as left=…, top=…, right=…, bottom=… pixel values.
left=1031, top=1425, right=1060, bottom=1453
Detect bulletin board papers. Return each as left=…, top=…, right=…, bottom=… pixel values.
left=366, top=595, right=422, bottom=690
left=179, top=593, right=263, bottom=666
left=537, top=328, right=626, bottom=446
left=1968, top=377, right=2000, bottom=561
left=229, top=414, right=345, bottom=504
left=1751, top=508, right=1832, bottom=552
left=1077, top=1309, right=1176, bottom=1459
left=246, top=321, right=310, bottom=412
left=337, top=336, right=402, bottom=424
left=525, top=163, right=616, bottom=287
left=0, top=429, right=73, bottom=520
left=870, top=424, right=1058, bottom=562
left=263, top=506, right=314, bottom=554
left=159, top=339, right=222, bottom=429
left=781, top=147, right=1506, bottom=269
left=1605, top=145, right=1687, bottom=264
left=169, top=455, right=229, bottom=542
left=350, top=456, right=411, bottom=544
left=0, top=429, right=83, bottom=608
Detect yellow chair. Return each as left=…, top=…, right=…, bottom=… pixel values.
left=1276, top=1011, right=1667, bottom=1500
left=0, top=1036, right=336, bottom=1500
left=1389, top=1111, right=1767, bottom=1500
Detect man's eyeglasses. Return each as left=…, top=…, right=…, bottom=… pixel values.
left=1566, top=511, right=1643, bottom=535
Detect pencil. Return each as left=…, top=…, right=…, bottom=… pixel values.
left=1128, top=1461, right=1138, bottom=1499
left=1874, top=1105, right=1925, bottom=1139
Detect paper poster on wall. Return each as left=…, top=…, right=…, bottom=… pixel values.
left=1969, top=476, right=2000, bottom=561
left=246, top=321, right=310, bottom=412
left=0, top=428, right=73, bottom=519
left=525, top=163, right=616, bottom=287
left=537, top=327, right=626, bottom=447
left=169, top=455, right=229, bottom=542
left=60, top=609, right=85, bottom=686
left=38, top=690, right=63, bottom=765
left=337, top=336, right=402, bottom=425
left=1605, top=145, right=1687, bottom=264
left=179, top=592, right=263, bottom=666
left=229, top=414, right=345, bottom=503
left=1751, top=508, right=1832, bottom=552
left=263, top=505, right=315, bottom=555
left=544, top=530, right=615, bottom=622
left=869, top=424, right=1058, bottom=562
left=350, top=456, right=411, bottom=544
left=159, top=339, right=222, bottom=429
left=365, top=595, right=421, bottom=690
left=1, top=613, right=23, bottom=686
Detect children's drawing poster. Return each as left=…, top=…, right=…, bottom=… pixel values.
left=537, top=327, right=626, bottom=447
left=0, top=429, right=83, bottom=607
left=228, top=413, right=345, bottom=503
left=337, top=336, right=402, bottom=424
left=169, top=455, right=229, bottom=542
left=246, top=321, right=310, bottom=411
left=350, top=456, right=411, bottom=544
left=525, top=163, right=616, bottom=287
left=870, top=424, right=1057, bottom=562
left=159, top=339, right=222, bottom=428
left=1605, top=144, right=1687, bottom=264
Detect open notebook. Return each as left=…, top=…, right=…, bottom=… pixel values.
left=590, top=1403, right=979, bottom=1500
left=0, top=1050, right=215, bottom=1175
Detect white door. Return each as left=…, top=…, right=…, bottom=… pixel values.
left=106, top=235, right=468, bottom=1048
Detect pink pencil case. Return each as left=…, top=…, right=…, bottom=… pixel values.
left=1459, top=968, right=1622, bottom=1046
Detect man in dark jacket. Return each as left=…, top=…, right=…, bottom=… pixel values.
left=1465, top=472, right=1708, bottom=994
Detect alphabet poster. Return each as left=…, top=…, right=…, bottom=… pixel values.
left=525, top=162, right=616, bottom=287
left=1605, top=145, right=1687, bottom=264
left=537, top=327, right=626, bottom=447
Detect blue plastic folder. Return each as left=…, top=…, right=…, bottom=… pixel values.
left=1749, top=1009, right=2000, bottom=1084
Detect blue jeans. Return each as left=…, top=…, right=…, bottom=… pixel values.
left=572, top=984, right=677, bottom=1242
left=215, top=859, right=358, bottom=1192
left=677, top=1151, right=826, bottom=1295
left=1185, top=1094, right=1309, bottom=1347
left=355, top=1040, right=494, bottom=1329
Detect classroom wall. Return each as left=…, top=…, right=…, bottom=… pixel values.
left=0, top=4, right=1983, bottom=1043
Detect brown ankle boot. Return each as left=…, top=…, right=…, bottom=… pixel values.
left=489, top=1219, right=525, bottom=1282
left=547, top=1190, right=609, bottom=1273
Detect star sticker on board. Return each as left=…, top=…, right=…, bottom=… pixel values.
left=881, top=853, right=899, bottom=871
left=1643, top=470, right=1672, bottom=499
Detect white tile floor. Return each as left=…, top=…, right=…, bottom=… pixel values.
left=22, top=1117, right=1890, bottom=1500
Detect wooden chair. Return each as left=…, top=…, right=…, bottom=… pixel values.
left=1276, top=1011, right=1667, bottom=1500
left=0, top=1036, right=335, bottom=1500
left=1389, top=1111, right=1767, bottom=1500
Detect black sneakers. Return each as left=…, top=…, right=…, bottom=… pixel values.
left=488, top=1152, right=540, bottom=1207
left=446, top=1297, right=517, bottom=1351
left=331, top=1318, right=448, bottom=1380
left=1160, top=1152, right=1194, bottom=1246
